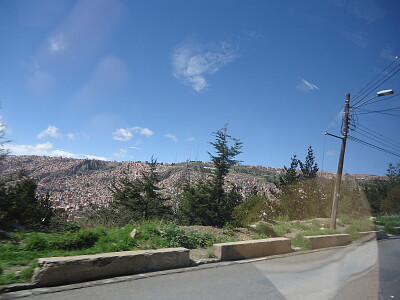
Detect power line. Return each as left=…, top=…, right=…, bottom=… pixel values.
left=352, top=56, right=399, bottom=103
left=351, top=129, right=400, bottom=153
left=355, top=123, right=400, bottom=148
left=355, top=110, right=400, bottom=117
left=352, top=58, right=400, bottom=106
left=358, top=93, right=400, bottom=108
left=348, top=135, right=400, bottom=158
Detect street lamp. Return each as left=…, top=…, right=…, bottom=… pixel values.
left=351, top=89, right=394, bottom=111
left=329, top=89, right=394, bottom=230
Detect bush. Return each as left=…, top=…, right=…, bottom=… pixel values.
left=23, top=233, right=49, bottom=251
left=252, top=222, right=277, bottom=238
left=52, top=228, right=106, bottom=250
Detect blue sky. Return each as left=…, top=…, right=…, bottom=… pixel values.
left=1, top=0, right=399, bottom=175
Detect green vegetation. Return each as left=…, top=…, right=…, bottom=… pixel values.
left=364, top=162, right=400, bottom=215
left=0, top=221, right=232, bottom=285
left=0, top=171, right=54, bottom=231
left=178, top=125, right=243, bottom=227
left=110, top=157, right=172, bottom=222
left=374, top=215, right=400, bottom=234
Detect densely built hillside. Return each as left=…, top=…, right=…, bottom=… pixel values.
left=0, top=155, right=382, bottom=218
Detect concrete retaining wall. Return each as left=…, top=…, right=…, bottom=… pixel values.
left=360, top=230, right=389, bottom=240
left=305, top=234, right=351, bottom=250
left=214, top=237, right=294, bottom=261
left=32, top=247, right=190, bottom=287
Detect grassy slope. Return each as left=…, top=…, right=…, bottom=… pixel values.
left=2, top=215, right=394, bottom=286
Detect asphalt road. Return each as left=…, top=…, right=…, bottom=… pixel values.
left=6, top=238, right=400, bottom=300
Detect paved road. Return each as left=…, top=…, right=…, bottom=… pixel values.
left=7, top=238, right=400, bottom=300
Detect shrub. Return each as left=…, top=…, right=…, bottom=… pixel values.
left=52, top=228, right=106, bottom=250
left=252, top=222, right=277, bottom=238
left=23, top=233, right=49, bottom=251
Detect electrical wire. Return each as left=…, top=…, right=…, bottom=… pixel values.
left=348, top=135, right=400, bottom=158
left=351, top=129, right=400, bottom=153
left=357, top=93, right=400, bottom=108
left=355, top=110, right=400, bottom=117
left=352, top=58, right=400, bottom=107
left=352, top=56, right=399, bottom=103
left=355, top=124, right=400, bottom=148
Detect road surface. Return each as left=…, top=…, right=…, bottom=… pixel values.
left=6, top=238, right=400, bottom=300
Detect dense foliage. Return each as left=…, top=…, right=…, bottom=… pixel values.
left=0, top=171, right=54, bottom=230
left=364, top=162, right=400, bottom=215
left=109, top=157, right=172, bottom=222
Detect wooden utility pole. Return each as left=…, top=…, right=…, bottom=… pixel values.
left=330, top=93, right=351, bottom=230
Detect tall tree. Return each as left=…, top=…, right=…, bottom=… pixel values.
left=299, top=146, right=319, bottom=179
left=178, top=125, right=243, bottom=227
left=279, top=155, right=300, bottom=187
left=208, top=125, right=243, bottom=205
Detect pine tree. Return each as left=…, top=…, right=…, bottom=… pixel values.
left=178, top=125, right=243, bottom=227
left=110, top=157, right=171, bottom=221
left=299, top=146, right=319, bottom=179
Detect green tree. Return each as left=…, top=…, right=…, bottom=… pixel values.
left=178, top=125, right=243, bottom=227
left=380, top=185, right=400, bottom=214
left=278, top=155, right=299, bottom=187
left=299, top=146, right=319, bottom=179
left=364, top=161, right=400, bottom=215
left=0, top=122, right=9, bottom=163
left=0, top=172, right=54, bottom=229
left=110, top=157, right=171, bottom=221
left=273, top=146, right=325, bottom=220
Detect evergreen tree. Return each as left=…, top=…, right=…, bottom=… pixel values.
left=0, top=172, right=54, bottom=229
left=278, top=155, right=299, bottom=187
left=178, top=125, right=243, bottom=227
left=299, top=146, right=319, bottom=179
left=110, top=157, right=171, bottom=221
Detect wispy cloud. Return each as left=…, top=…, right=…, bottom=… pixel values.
left=112, top=148, right=127, bottom=158
left=128, top=146, right=141, bottom=150
left=67, top=133, right=75, bottom=140
left=186, top=137, right=195, bottom=142
left=165, top=133, right=178, bottom=142
left=326, top=150, right=335, bottom=156
left=6, top=142, right=107, bottom=160
left=112, top=127, right=154, bottom=142
left=381, top=48, right=397, bottom=61
left=48, top=33, right=67, bottom=54
left=296, top=79, right=320, bottom=92
left=172, top=40, right=237, bottom=92
left=37, top=125, right=62, bottom=139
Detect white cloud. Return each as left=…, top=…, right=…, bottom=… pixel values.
left=112, top=148, right=127, bottom=158
left=296, top=79, right=320, bottom=92
left=132, top=127, right=154, bottom=137
left=112, top=127, right=154, bottom=142
left=112, top=128, right=133, bottom=141
left=67, top=133, right=75, bottom=140
left=172, top=40, right=237, bottom=92
left=326, top=151, right=335, bottom=156
left=186, top=137, right=196, bottom=142
left=48, top=33, right=67, bottom=53
left=165, top=133, right=178, bottom=142
left=37, top=125, right=62, bottom=139
left=6, top=142, right=106, bottom=160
